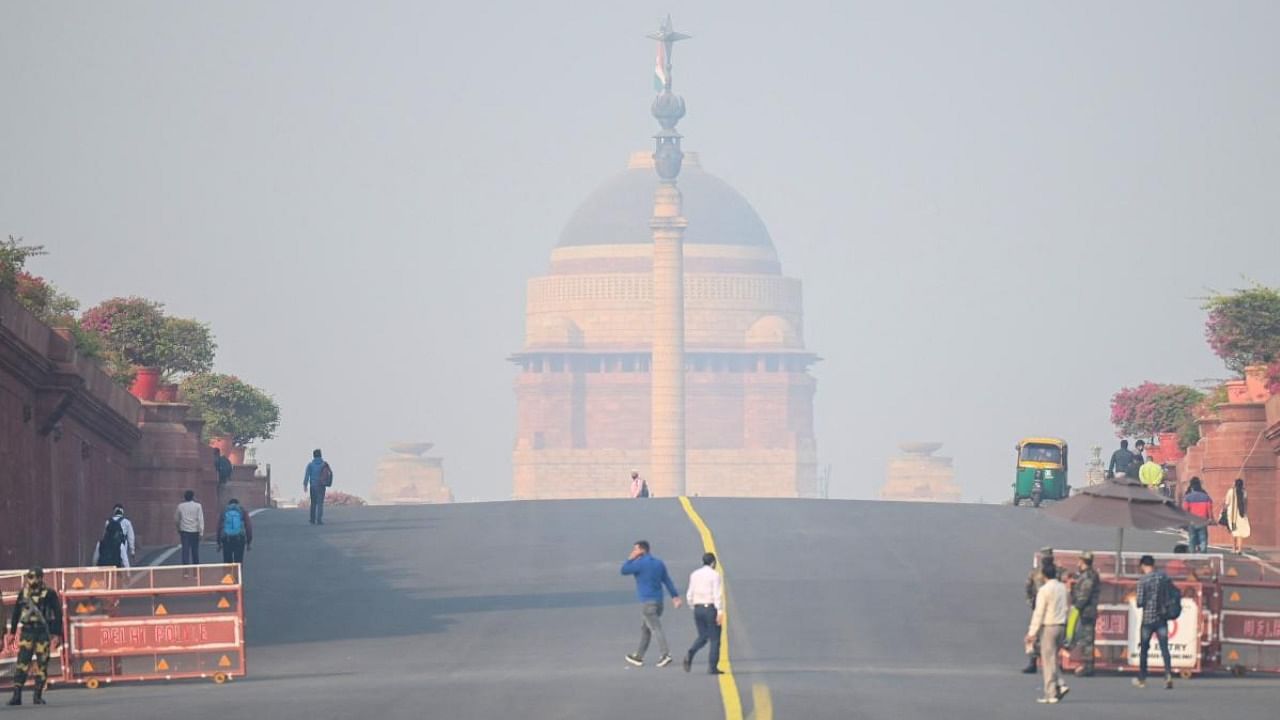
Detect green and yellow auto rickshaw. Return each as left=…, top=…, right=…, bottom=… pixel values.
left=1013, top=437, right=1069, bottom=507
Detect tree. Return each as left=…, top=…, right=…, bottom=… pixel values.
left=1204, top=283, right=1280, bottom=374
left=155, top=317, right=216, bottom=381
left=81, top=298, right=217, bottom=385
left=1110, top=382, right=1206, bottom=448
left=180, top=373, right=281, bottom=446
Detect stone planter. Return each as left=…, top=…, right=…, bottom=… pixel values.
left=154, top=383, right=180, bottom=403
left=1226, top=380, right=1249, bottom=404
left=228, top=445, right=247, bottom=465
left=129, top=366, right=161, bottom=402
left=1243, top=365, right=1272, bottom=403
left=208, top=435, right=234, bottom=457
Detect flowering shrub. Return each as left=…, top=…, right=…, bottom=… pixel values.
left=81, top=297, right=216, bottom=383
left=298, top=491, right=366, bottom=509
left=1111, top=382, right=1205, bottom=448
left=180, top=373, right=280, bottom=446
left=1204, top=284, right=1280, bottom=374
left=1269, top=361, right=1280, bottom=396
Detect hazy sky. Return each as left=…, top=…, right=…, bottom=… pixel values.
left=3, top=1, right=1277, bottom=502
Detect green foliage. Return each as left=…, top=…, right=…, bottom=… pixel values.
left=1204, top=283, right=1280, bottom=374
left=0, top=235, right=45, bottom=289
left=156, top=317, right=216, bottom=381
left=180, top=373, right=281, bottom=446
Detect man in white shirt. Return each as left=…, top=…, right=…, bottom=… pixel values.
left=175, top=490, right=205, bottom=571
left=682, top=552, right=724, bottom=675
left=1025, top=562, right=1070, bottom=704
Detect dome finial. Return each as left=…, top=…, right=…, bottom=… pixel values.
left=647, top=16, right=690, bottom=181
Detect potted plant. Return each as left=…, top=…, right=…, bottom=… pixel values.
left=80, top=297, right=168, bottom=398
left=181, top=373, right=281, bottom=450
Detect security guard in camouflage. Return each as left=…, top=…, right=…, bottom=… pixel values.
left=1071, top=551, right=1101, bottom=676
left=1022, top=547, right=1054, bottom=674
left=6, top=568, right=63, bottom=706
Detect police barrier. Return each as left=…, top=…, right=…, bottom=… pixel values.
left=1041, top=550, right=1280, bottom=677
left=0, top=564, right=245, bottom=688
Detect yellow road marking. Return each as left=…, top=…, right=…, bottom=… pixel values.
left=679, top=496, right=772, bottom=720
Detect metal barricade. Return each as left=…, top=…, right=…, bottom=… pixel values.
left=1, top=564, right=246, bottom=689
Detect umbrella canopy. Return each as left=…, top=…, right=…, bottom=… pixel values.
left=1045, top=477, right=1209, bottom=530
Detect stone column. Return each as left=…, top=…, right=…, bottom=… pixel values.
left=650, top=183, right=688, bottom=497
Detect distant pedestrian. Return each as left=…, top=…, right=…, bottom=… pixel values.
left=621, top=540, right=682, bottom=668
left=1138, top=455, right=1165, bottom=492
left=1133, top=555, right=1174, bottom=689
left=1181, top=477, right=1214, bottom=553
left=1069, top=551, right=1100, bottom=677
left=217, top=498, right=253, bottom=564
left=175, top=490, right=205, bottom=570
left=1222, top=477, right=1251, bottom=554
left=1107, top=440, right=1137, bottom=479
left=5, top=568, right=62, bottom=706
left=94, top=504, right=136, bottom=568
left=214, top=447, right=234, bottom=506
left=303, top=449, right=334, bottom=525
left=1022, top=547, right=1054, bottom=674
left=1025, top=563, right=1069, bottom=704
left=629, top=470, right=649, bottom=499
left=683, top=552, right=724, bottom=675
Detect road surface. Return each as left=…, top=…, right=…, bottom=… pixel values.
left=35, top=499, right=1280, bottom=719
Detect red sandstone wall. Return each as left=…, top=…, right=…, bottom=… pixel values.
left=1177, top=399, right=1278, bottom=548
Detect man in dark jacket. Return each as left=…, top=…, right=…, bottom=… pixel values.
left=1108, top=440, right=1137, bottom=478
left=1070, top=552, right=1101, bottom=676
left=303, top=449, right=332, bottom=525
left=217, top=498, right=254, bottom=564
left=1133, top=555, right=1174, bottom=689
left=5, top=568, right=62, bottom=706
left=1182, top=477, right=1214, bottom=553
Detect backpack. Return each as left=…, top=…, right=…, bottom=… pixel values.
left=319, top=462, right=334, bottom=487
left=98, top=518, right=124, bottom=565
left=222, top=507, right=245, bottom=537
left=1160, top=576, right=1183, bottom=621
left=638, top=481, right=650, bottom=498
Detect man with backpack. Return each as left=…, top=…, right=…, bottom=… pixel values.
left=1133, top=554, right=1179, bottom=689
left=303, top=449, right=334, bottom=525
left=217, top=498, right=254, bottom=564
left=213, top=447, right=235, bottom=506
left=95, top=504, right=136, bottom=568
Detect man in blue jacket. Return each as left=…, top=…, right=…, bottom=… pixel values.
left=303, top=449, right=332, bottom=525
left=621, top=540, right=682, bottom=667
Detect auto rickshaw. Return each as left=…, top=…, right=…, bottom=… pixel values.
left=1013, top=437, right=1069, bottom=507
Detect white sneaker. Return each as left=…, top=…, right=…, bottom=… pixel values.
left=656, top=655, right=674, bottom=668
left=1036, top=697, right=1059, bottom=704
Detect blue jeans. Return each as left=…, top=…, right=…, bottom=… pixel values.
left=1139, top=622, right=1171, bottom=680
left=1187, top=525, right=1208, bottom=553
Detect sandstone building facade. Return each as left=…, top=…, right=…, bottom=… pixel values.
left=512, top=153, right=818, bottom=499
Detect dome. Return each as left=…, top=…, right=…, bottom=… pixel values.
left=557, top=153, right=774, bottom=249
left=745, top=315, right=800, bottom=348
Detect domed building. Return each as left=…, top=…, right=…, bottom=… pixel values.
left=511, top=151, right=819, bottom=498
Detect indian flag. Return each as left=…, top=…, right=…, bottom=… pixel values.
left=653, top=41, right=668, bottom=91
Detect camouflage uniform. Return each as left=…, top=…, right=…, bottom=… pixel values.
left=1022, top=549, right=1054, bottom=673
left=7, top=570, right=62, bottom=706
left=1071, top=562, right=1101, bottom=675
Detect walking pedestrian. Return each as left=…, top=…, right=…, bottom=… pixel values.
left=5, top=568, right=62, bottom=706
left=303, top=449, right=333, bottom=525
left=175, top=489, right=205, bottom=570
left=1181, top=477, right=1214, bottom=553
left=1107, top=440, right=1137, bottom=479
left=94, top=503, right=136, bottom=568
left=1133, top=555, right=1174, bottom=689
left=1025, top=563, right=1069, bottom=703
left=621, top=540, right=682, bottom=668
left=629, top=470, right=649, bottom=499
left=682, top=552, right=724, bottom=675
left=214, top=447, right=234, bottom=507
left=1021, top=547, right=1054, bottom=674
left=1222, top=477, right=1251, bottom=554
left=1070, top=551, right=1100, bottom=677
left=217, top=498, right=253, bottom=564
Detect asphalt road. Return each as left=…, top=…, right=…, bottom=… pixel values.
left=33, top=499, right=1280, bottom=719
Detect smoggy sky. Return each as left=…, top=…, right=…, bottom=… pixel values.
left=3, top=1, right=1278, bottom=502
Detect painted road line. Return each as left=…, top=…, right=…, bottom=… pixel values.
left=679, top=496, right=772, bottom=720
left=147, top=508, right=268, bottom=567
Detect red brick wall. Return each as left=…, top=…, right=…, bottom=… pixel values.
left=1177, top=401, right=1278, bottom=548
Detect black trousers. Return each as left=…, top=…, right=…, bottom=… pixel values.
left=222, top=535, right=246, bottom=564
left=687, top=605, right=721, bottom=671
left=310, top=487, right=327, bottom=524
left=180, top=531, right=201, bottom=565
